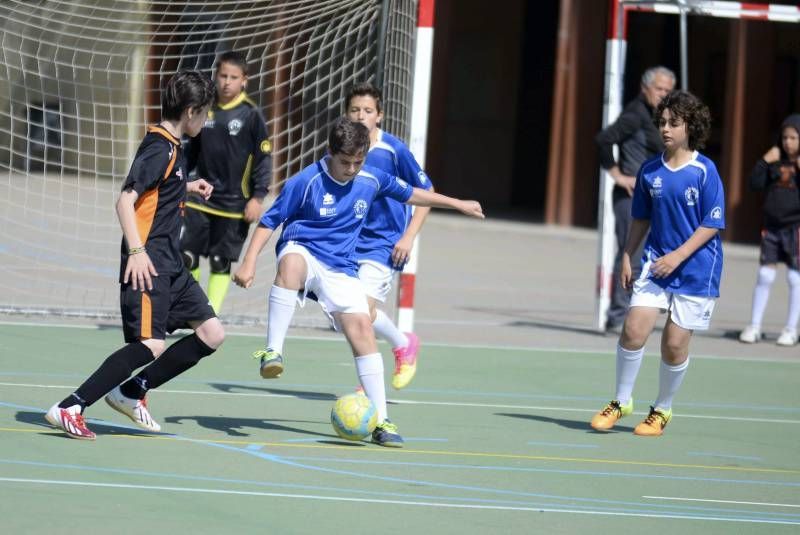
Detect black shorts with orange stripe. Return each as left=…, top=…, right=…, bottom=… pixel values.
left=120, top=269, right=215, bottom=342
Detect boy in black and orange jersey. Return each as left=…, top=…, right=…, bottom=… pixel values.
left=181, top=51, right=272, bottom=313
left=45, top=71, right=226, bottom=440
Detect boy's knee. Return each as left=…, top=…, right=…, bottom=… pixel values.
left=142, top=338, right=166, bottom=358
left=198, top=320, right=225, bottom=349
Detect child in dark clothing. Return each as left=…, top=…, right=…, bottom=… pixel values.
left=739, top=113, right=800, bottom=346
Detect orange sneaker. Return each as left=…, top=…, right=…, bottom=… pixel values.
left=590, top=399, right=633, bottom=430
left=633, top=406, right=672, bottom=436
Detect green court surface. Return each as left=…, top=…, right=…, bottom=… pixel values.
left=1, top=322, right=798, bottom=534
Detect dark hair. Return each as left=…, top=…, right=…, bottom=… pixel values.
left=345, top=82, right=383, bottom=114
left=161, top=70, right=215, bottom=120
left=328, top=117, right=370, bottom=156
left=217, top=51, right=248, bottom=76
left=654, top=90, right=711, bottom=150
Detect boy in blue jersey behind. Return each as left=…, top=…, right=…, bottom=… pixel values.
left=232, top=118, right=483, bottom=447
left=590, top=91, right=724, bottom=437
left=345, top=82, right=431, bottom=389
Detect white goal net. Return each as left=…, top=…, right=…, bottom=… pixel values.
left=0, top=0, right=416, bottom=327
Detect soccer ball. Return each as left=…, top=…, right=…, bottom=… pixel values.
left=330, top=393, right=378, bottom=441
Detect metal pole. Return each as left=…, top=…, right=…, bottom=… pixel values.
left=375, top=0, right=391, bottom=89
left=679, top=6, right=689, bottom=89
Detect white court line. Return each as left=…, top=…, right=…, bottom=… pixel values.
left=1, top=319, right=797, bottom=364
left=1, top=381, right=798, bottom=425
left=0, top=476, right=797, bottom=525
left=644, top=495, right=800, bottom=508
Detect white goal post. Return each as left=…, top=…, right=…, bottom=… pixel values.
left=595, top=0, right=800, bottom=331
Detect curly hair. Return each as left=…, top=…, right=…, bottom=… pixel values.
left=653, top=90, right=711, bottom=150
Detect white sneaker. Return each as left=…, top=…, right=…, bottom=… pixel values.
left=776, top=327, right=798, bottom=347
left=104, top=386, right=161, bottom=432
left=45, top=403, right=96, bottom=440
left=738, top=325, right=761, bottom=344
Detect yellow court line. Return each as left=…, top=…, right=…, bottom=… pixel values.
left=2, top=426, right=798, bottom=476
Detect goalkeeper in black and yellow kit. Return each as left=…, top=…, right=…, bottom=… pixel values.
left=181, top=51, right=272, bottom=313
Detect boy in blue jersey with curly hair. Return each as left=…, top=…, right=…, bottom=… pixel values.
left=232, top=117, right=483, bottom=447
left=590, top=91, right=724, bottom=437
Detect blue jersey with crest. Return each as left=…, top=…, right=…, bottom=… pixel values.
left=632, top=151, right=725, bottom=297
left=355, top=129, right=432, bottom=268
left=259, top=157, right=413, bottom=276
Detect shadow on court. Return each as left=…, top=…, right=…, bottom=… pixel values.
left=163, top=414, right=331, bottom=438
left=209, top=382, right=336, bottom=401
left=496, top=412, right=635, bottom=433
left=16, top=410, right=157, bottom=438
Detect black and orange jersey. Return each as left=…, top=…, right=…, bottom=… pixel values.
left=119, top=126, right=187, bottom=280
left=184, top=92, right=272, bottom=218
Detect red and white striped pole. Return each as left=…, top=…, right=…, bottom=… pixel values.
left=595, top=0, right=627, bottom=332
left=397, top=0, right=435, bottom=332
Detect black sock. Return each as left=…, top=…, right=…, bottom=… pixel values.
left=120, top=334, right=215, bottom=399
left=60, top=342, right=154, bottom=410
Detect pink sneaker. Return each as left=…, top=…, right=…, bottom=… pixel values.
left=391, top=332, right=419, bottom=389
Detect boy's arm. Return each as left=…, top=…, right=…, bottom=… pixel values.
left=116, top=189, right=158, bottom=291
left=244, top=112, right=272, bottom=223
left=232, top=224, right=275, bottom=288
left=620, top=218, right=650, bottom=290
left=393, top=188, right=433, bottom=266
left=406, top=187, right=484, bottom=219
left=650, top=226, right=719, bottom=279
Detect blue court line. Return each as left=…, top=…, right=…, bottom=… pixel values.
left=1, top=372, right=798, bottom=414
left=527, top=441, right=599, bottom=449
left=688, top=452, right=764, bottom=462
left=2, top=401, right=799, bottom=523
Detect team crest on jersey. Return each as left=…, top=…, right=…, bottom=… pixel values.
left=353, top=199, right=369, bottom=218
left=260, top=139, right=272, bottom=154
left=650, top=176, right=663, bottom=198
left=710, top=206, right=722, bottom=219
left=323, top=193, right=335, bottom=205
left=684, top=186, right=699, bottom=206
left=228, top=118, right=243, bottom=136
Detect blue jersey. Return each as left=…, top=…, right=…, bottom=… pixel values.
left=259, top=157, right=413, bottom=276
left=355, top=129, right=433, bottom=268
left=632, top=151, right=725, bottom=297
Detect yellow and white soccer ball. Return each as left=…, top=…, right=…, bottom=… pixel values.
left=330, top=392, right=378, bottom=441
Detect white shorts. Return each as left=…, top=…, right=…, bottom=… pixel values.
left=277, top=243, right=369, bottom=316
left=357, top=260, right=395, bottom=302
left=630, top=277, right=716, bottom=331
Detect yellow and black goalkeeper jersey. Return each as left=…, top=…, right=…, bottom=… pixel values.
left=119, top=126, right=187, bottom=280
left=184, top=92, right=272, bottom=217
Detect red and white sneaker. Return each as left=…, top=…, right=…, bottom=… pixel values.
left=105, top=386, right=161, bottom=432
left=45, top=403, right=96, bottom=440
left=391, top=332, right=420, bottom=390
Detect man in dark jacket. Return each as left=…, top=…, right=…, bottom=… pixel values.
left=595, top=66, right=676, bottom=332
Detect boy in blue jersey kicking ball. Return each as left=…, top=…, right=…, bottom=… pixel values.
left=232, top=118, right=483, bottom=447
left=345, top=82, right=432, bottom=389
left=590, top=91, right=724, bottom=436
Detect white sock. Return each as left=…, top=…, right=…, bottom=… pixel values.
left=750, top=265, right=776, bottom=328
left=355, top=353, right=387, bottom=422
left=372, top=309, right=408, bottom=348
left=654, top=358, right=690, bottom=410
left=614, top=344, right=644, bottom=405
left=786, top=269, right=800, bottom=330
left=266, top=285, right=297, bottom=354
